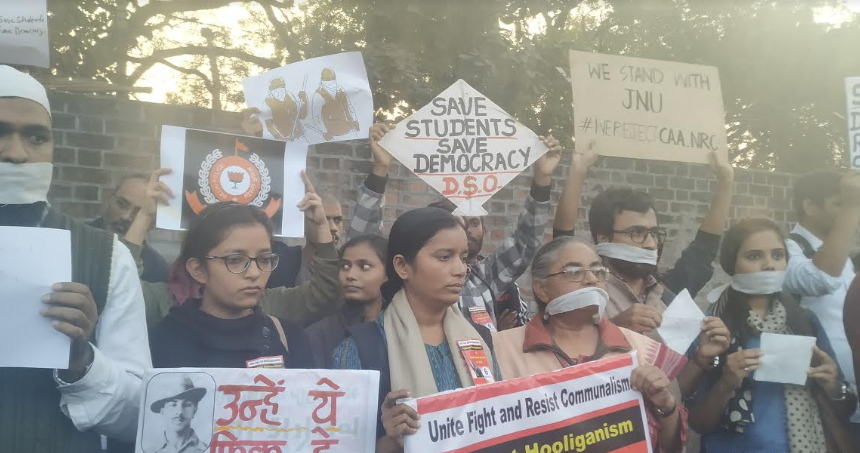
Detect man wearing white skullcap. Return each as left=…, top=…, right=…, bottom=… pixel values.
left=0, top=65, right=152, bottom=453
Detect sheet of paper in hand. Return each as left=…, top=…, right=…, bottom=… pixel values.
left=657, top=289, right=706, bottom=355
left=157, top=126, right=309, bottom=238
left=0, top=0, right=49, bottom=67
left=569, top=50, right=727, bottom=164
left=755, top=333, right=816, bottom=386
left=380, top=79, right=549, bottom=216
left=0, top=227, right=71, bottom=369
left=242, top=51, right=373, bottom=144
left=403, top=353, right=653, bottom=453
left=847, top=77, right=860, bottom=169
left=135, top=368, right=380, bottom=453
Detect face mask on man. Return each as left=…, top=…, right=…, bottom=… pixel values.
left=321, top=80, right=338, bottom=96
left=594, top=242, right=658, bottom=265
left=544, top=287, right=610, bottom=323
left=0, top=162, right=53, bottom=205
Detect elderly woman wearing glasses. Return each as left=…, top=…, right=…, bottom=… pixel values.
left=137, top=172, right=337, bottom=369
left=492, top=237, right=691, bottom=453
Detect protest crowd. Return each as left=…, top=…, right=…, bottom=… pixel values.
left=2, top=25, right=860, bottom=453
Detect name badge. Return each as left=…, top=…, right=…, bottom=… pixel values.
left=246, top=355, right=285, bottom=369
left=468, top=306, right=496, bottom=332
left=457, top=339, right=495, bottom=385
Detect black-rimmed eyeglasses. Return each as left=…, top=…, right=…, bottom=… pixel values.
left=612, top=227, right=667, bottom=244
left=204, top=253, right=280, bottom=274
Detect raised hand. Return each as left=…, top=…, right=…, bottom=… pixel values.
left=534, top=135, right=563, bottom=185
left=297, top=171, right=332, bottom=244
left=241, top=107, right=264, bottom=137
left=369, top=123, right=394, bottom=176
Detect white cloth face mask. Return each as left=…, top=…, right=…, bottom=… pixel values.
left=730, top=270, right=786, bottom=295
left=594, top=242, right=658, bottom=265
left=0, top=162, right=53, bottom=205
left=544, top=287, right=609, bottom=322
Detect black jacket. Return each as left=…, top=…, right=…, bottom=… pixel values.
left=150, top=299, right=313, bottom=369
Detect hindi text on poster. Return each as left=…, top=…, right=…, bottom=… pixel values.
left=569, top=50, right=727, bottom=165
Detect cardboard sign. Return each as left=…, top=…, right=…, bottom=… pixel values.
left=135, top=368, right=380, bottom=453
left=158, top=126, right=308, bottom=237
left=848, top=77, right=860, bottom=168
left=0, top=227, right=70, bottom=369
left=242, top=52, right=373, bottom=144
left=0, top=0, right=49, bottom=68
left=380, top=79, right=548, bottom=216
left=569, top=50, right=727, bottom=164
left=404, top=353, right=652, bottom=453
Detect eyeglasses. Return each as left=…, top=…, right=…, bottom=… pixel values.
left=544, top=266, right=609, bottom=282
left=612, top=227, right=667, bottom=244
left=204, top=253, right=280, bottom=274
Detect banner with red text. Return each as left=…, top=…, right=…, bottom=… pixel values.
left=135, top=368, right=379, bottom=453
left=379, top=79, right=549, bottom=216
left=404, top=354, right=652, bottom=453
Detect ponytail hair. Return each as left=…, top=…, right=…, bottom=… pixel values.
left=381, top=207, right=463, bottom=302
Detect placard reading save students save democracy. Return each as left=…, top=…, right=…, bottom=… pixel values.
left=404, top=354, right=652, bottom=453
left=380, top=79, right=548, bottom=216
left=569, top=50, right=727, bottom=165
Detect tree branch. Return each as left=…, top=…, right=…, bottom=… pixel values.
left=126, top=45, right=278, bottom=84
left=153, top=58, right=214, bottom=92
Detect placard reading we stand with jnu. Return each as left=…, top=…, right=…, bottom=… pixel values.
left=569, top=50, right=728, bottom=165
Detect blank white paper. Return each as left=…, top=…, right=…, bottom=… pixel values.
left=657, top=289, right=706, bottom=354
left=0, top=227, right=71, bottom=369
left=755, top=333, right=816, bottom=386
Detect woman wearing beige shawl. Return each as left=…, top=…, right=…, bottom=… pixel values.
left=333, top=207, right=499, bottom=453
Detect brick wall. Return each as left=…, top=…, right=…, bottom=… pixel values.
left=46, top=92, right=806, bottom=304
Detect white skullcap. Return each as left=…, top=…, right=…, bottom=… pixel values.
left=0, top=65, right=51, bottom=119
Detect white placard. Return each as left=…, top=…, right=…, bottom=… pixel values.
left=242, top=51, right=373, bottom=144
left=847, top=77, right=860, bottom=168
left=657, top=289, right=706, bottom=355
left=569, top=50, right=727, bottom=164
left=0, top=227, right=70, bottom=369
left=157, top=126, right=308, bottom=238
left=0, top=0, right=49, bottom=68
left=755, top=333, right=816, bottom=386
left=380, top=79, right=548, bottom=216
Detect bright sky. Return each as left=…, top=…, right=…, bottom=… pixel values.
left=132, top=0, right=858, bottom=108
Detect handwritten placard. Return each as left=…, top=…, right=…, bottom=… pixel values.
left=0, top=0, right=49, bottom=68
left=569, top=50, right=727, bottom=164
left=380, top=79, right=548, bottom=216
left=848, top=77, right=860, bottom=168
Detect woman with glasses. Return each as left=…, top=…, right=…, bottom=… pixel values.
left=492, top=236, right=689, bottom=453
left=123, top=170, right=342, bottom=330
left=687, top=218, right=856, bottom=453
left=129, top=172, right=339, bottom=369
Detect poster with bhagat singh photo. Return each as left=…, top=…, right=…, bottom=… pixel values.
left=157, top=126, right=309, bottom=238
left=379, top=79, right=549, bottom=216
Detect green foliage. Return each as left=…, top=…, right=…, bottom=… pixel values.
left=45, top=0, right=860, bottom=172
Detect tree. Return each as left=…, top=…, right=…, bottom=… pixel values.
left=45, top=0, right=860, bottom=172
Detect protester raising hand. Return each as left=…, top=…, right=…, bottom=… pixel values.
left=553, top=139, right=598, bottom=236
left=241, top=107, right=264, bottom=137
left=297, top=170, right=333, bottom=244
left=378, top=389, right=421, bottom=452
left=124, top=167, right=173, bottom=248
left=533, top=135, right=563, bottom=186
left=369, top=123, right=394, bottom=177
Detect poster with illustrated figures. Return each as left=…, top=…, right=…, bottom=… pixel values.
left=242, top=51, right=373, bottom=144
